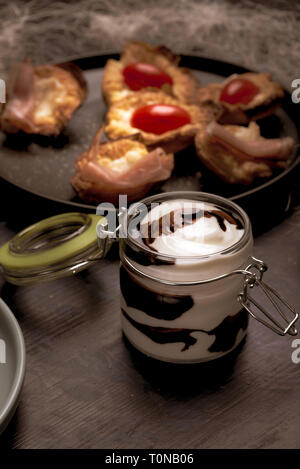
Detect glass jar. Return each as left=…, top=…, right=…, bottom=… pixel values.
left=117, top=191, right=298, bottom=363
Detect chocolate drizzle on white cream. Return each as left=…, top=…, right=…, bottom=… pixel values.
left=138, top=200, right=244, bottom=258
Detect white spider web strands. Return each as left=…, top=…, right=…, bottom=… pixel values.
left=0, top=0, right=298, bottom=87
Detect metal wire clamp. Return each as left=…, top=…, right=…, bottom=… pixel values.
left=238, top=257, right=298, bottom=336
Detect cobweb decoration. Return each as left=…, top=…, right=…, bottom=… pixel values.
left=0, top=0, right=298, bottom=88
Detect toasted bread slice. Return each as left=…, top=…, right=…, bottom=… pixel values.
left=195, top=121, right=293, bottom=184
left=1, top=61, right=87, bottom=136
left=105, top=91, right=215, bottom=154
left=196, top=72, right=284, bottom=125
left=102, top=41, right=200, bottom=106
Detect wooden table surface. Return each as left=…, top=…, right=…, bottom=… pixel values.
left=0, top=180, right=299, bottom=449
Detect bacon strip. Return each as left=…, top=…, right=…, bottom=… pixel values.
left=1, top=59, right=87, bottom=135
left=71, top=126, right=174, bottom=203
left=79, top=147, right=173, bottom=187
left=2, top=60, right=37, bottom=132
left=206, top=121, right=294, bottom=161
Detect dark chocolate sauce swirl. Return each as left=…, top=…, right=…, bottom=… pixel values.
left=120, top=238, right=175, bottom=267
left=138, top=206, right=243, bottom=250
left=208, top=311, right=248, bottom=352
left=122, top=308, right=248, bottom=353
left=120, top=266, right=194, bottom=320
left=123, top=309, right=197, bottom=351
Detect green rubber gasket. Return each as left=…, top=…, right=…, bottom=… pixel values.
left=0, top=213, right=103, bottom=271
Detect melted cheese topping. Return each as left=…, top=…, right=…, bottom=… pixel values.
left=111, top=89, right=131, bottom=103
left=228, top=121, right=261, bottom=141
left=34, top=77, right=68, bottom=122
left=98, top=145, right=148, bottom=174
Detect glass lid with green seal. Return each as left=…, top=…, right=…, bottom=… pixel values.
left=0, top=212, right=110, bottom=286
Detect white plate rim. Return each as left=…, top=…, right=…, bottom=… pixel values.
left=0, top=298, right=26, bottom=434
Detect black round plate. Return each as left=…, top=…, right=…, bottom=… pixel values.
left=0, top=53, right=299, bottom=214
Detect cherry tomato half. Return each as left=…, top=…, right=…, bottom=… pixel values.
left=131, top=104, right=191, bottom=134
left=123, top=62, right=173, bottom=91
left=220, top=78, right=259, bottom=105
